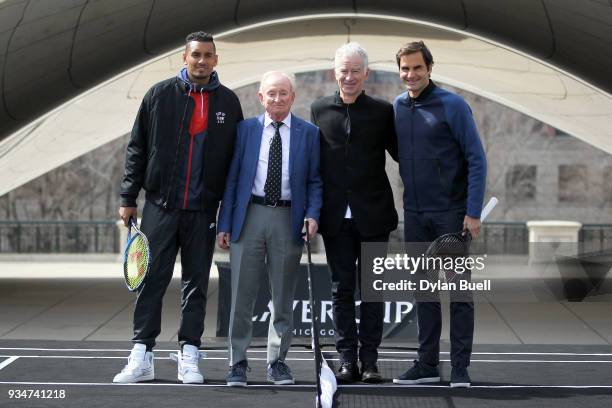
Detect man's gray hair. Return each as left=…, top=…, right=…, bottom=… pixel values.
left=259, top=71, right=296, bottom=91
left=334, top=42, right=369, bottom=69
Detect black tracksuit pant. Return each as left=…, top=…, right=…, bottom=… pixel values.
left=132, top=200, right=217, bottom=350
left=404, top=209, right=474, bottom=368
left=323, top=219, right=389, bottom=365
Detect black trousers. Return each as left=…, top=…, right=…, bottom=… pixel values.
left=323, top=219, right=389, bottom=365
left=132, top=200, right=217, bottom=350
left=404, top=209, right=474, bottom=368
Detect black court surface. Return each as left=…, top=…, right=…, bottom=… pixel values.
left=0, top=340, right=611, bottom=408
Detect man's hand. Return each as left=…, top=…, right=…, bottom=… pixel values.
left=463, top=215, right=481, bottom=239
left=119, top=207, right=138, bottom=227
left=217, top=232, right=231, bottom=249
left=304, top=218, right=318, bottom=240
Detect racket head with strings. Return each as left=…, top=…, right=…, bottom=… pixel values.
left=423, top=230, right=472, bottom=284
left=421, top=197, right=498, bottom=284
left=122, top=218, right=151, bottom=292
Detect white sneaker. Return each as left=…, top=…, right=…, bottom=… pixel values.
left=169, top=344, right=206, bottom=384
left=113, top=344, right=154, bottom=383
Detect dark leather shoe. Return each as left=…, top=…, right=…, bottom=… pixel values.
left=336, top=361, right=359, bottom=383
left=361, top=363, right=383, bottom=383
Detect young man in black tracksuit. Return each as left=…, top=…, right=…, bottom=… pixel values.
left=114, top=32, right=243, bottom=384
left=311, top=43, right=398, bottom=383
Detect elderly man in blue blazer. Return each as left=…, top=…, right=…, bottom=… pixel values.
left=217, top=71, right=322, bottom=387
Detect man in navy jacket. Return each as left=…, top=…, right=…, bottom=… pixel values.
left=392, top=41, right=487, bottom=388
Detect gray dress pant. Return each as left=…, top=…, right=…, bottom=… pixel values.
left=228, top=203, right=303, bottom=365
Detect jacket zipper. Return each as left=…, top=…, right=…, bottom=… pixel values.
left=344, top=104, right=352, bottom=204
left=182, top=134, right=196, bottom=209
left=182, top=92, right=208, bottom=209
left=345, top=104, right=351, bottom=159
left=409, top=99, right=420, bottom=211
left=164, top=87, right=191, bottom=208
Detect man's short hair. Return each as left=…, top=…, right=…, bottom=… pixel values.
left=185, top=31, right=215, bottom=52
left=334, top=42, right=369, bottom=70
left=259, top=71, right=296, bottom=92
left=395, top=41, right=434, bottom=68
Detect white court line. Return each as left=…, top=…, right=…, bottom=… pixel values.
left=0, top=357, right=18, bottom=371
left=0, top=381, right=611, bottom=389
left=340, top=384, right=612, bottom=389
left=1, top=355, right=611, bottom=363
left=1, top=347, right=611, bottom=357
left=383, top=351, right=612, bottom=357
left=0, top=356, right=224, bottom=360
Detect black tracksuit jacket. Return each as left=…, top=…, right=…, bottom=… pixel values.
left=120, top=76, right=243, bottom=211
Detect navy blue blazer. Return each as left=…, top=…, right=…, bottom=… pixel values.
left=217, top=114, right=322, bottom=243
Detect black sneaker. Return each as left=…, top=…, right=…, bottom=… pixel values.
left=393, top=360, right=440, bottom=384
left=450, top=366, right=471, bottom=388
left=336, top=361, right=360, bottom=383
left=226, top=360, right=249, bottom=387
left=267, top=360, right=294, bottom=385
left=361, top=362, right=383, bottom=383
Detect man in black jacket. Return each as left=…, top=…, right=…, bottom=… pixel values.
left=311, top=42, right=398, bottom=383
left=113, top=31, right=243, bottom=384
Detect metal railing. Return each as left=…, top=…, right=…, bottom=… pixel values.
left=579, top=224, right=612, bottom=253
left=393, top=222, right=612, bottom=255
left=390, top=221, right=529, bottom=254
left=0, top=220, right=610, bottom=254
left=480, top=221, right=529, bottom=254
left=0, top=220, right=119, bottom=253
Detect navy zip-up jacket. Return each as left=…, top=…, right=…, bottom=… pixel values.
left=393, top=81, right=486, bottom=218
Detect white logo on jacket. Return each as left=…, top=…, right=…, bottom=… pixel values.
left=216, top=112, right=226, bottom=124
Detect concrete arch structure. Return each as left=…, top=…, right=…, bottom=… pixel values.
left=1, top=1, right=612, bottom=195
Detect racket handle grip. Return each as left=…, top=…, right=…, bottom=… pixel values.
left=304, top=219, right=310, bottom=244
left=480, top=197, right=498, bottom=222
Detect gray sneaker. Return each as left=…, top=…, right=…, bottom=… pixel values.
left=226, top=360, right=249, bottom=387
left=393, top=360, right=440, bottom=384
left=267, top=360, right=294, bottom=385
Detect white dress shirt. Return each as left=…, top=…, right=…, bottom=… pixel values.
left=252, top=112, right=292, bottom=200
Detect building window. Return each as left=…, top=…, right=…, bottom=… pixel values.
left=558, top=165, right=587, bottom=203
left=505, top=165, right=536, bottom=203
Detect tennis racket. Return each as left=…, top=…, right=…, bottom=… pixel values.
left=304, top=220, right=337, bottom=408
left=122, top=217, right=151, bottom=292
left=424, top=197, right=498, bottom=283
